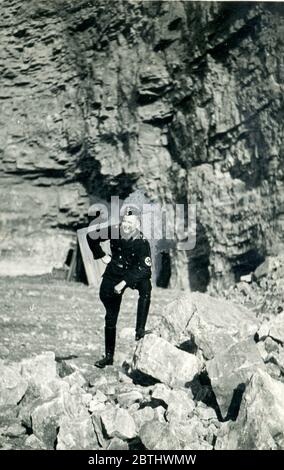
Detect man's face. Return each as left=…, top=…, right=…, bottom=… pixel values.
left=121, top=215, right=140, bottom=235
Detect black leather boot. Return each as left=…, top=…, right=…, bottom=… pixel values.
left=95, top=326, right=116, bottom=368
left=135, top=295, right=151, bottom=341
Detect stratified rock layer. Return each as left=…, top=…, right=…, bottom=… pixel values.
left=0, top=1, right=283, bottom=289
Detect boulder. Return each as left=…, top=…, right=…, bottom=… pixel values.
left=165, top=390, right=195, bottom=424
left=100, top=407, right=137, bottom=440
left=254, top=259, right=273, bottom=279
left=194, top=402, right=218, bottom=422
left=257, top=321, right=270, bottom=340
left=264, top=337, right=279, bottom=354
left=132, top=407, right=155, bottom=432
left=0, top=422, right=26, bottom=437
left=154, top=406, right=167, bottom=423
left=56, top=416, right=99, bottom=450
left=25, top=434, right=46, bottom=450
left=132, top=334, right=202, bottom=388
left=156, top=292, right=258, bottom=360
left=20, top=352, right=57, bottom=387
left=215, top=369, right=284, bottom=449
left=36, top=378, right=70, bottom=402
left=256, top=341, right=267, bottom=361
left=139, top=420, right=181, bottom=450
left=267, top=312, right=284, bottom=344
left=91, top=407, right=112, bottom=449
left=116, top=390, right=143, bottom=408
left=31, top=389, right=89, bottom=447
left=107, top=437, right=129, bottom=450
left=207, top=338, right=265, bottom=419
left=63, top=370, right=87, bottom=388
left=170, top=417, right=214, bottom=450
left=89, top=390, right=107, bottom=414
left=151, top=384, right=172, bottom=405
left=0, top=361, right=28, bottom=407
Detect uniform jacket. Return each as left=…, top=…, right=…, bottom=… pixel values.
left=86, top=224, right=152, bottom=289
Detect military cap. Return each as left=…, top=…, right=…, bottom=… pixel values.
left=120, top=204, right=141, bottom=218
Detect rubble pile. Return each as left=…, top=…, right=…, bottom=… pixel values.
left=1, top=266, right=284, bottom=450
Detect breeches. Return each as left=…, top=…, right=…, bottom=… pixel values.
left=99, top=276, right=152, bottom=329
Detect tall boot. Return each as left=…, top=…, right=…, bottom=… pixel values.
left=95, top=326, right=116, bottom=368
left=135, top=295, right=151, bottom=341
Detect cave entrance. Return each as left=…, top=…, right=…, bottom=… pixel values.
left=156, top=251, right=171, bottom=288
left=232, top=249, right=265, bottom=282
left=64, top=240, right=88, bottom=284
left=188, top=223, right=211, bottom=292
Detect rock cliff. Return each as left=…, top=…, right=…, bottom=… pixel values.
left=0, top=1, right=283, bottom=289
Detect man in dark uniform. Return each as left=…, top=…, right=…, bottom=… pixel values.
left=86, top=206, right=152, bottom=368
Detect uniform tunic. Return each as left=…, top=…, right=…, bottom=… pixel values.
left=86, top=224, right=152, bottom=288
left=87, top=224, right=152, bottom=330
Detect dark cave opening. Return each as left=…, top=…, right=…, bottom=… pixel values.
left=188, top=223, right=211, bottom=292
left=156, top=251, right=171, bottom=288
left=232, top=249, right=265, bottom=282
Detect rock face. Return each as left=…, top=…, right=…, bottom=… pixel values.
left=0, top=1, right=283, bottom=289
left=132, top=333, right=203, bottom=387
left=216, top=369, right=284, bottom=450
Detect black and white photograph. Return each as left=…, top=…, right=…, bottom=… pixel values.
left=0, top=0, right=283, bottom=460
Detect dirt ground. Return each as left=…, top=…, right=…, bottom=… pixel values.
left=0, top=276, right=179, bottom=366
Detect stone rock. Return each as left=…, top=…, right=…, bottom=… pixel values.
left=215, top=369, right=284, bottom=449
left=20, top=352, right=57, bottom=387
left=107, top=437, right=129, bottom=451
left=207, top=338, right=265, bottom=419
left=63, top=370, right=87, bottom=388
left=132, top=407, right=155, bottom=432
left=257, top=321, right=271, bottom=340
left=132, top=333, right=202, bottom=388
left=256, top=341, right=268, bottom=362
left=31, top=389, right=89, bottom=448
left=100, top=407, right=137, bottom=440
left=140, top=420, right=181, bottom=450
left=254, top=259, right=273, bottom=279
left=154, top=406, right=167, bottom=424
left=151, top=383, right=172, bottom=405
left=265, top=362, right=281, bottom=380
left=156, top=292, right=258, bottom=360
left=0, top=422, right=26, bottom=437
left=56, top=416, right=99, bottom=450
left=165, top=390, right=195, bottom=424
left=275, top=349, right=284, bottom=374
left=240, top=273, right=253, bottom=283
left=264, top=337, right=279, bottom=354
left=267, top=312, right=284, bottom=344
left=170, top=417, right=214, bottom=450
left=0, top=361, right=28, bottom=407
left=194, top=403, right=217, bottom=421
left=25, top=434, right=46, bottom=450
left=116, top=390, right=143, bottom=408
left=36, top=378, right=70, bottom=402
left=89, top=390, right=107, bottom=413
left=118, top=372, right=133, bottom=384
